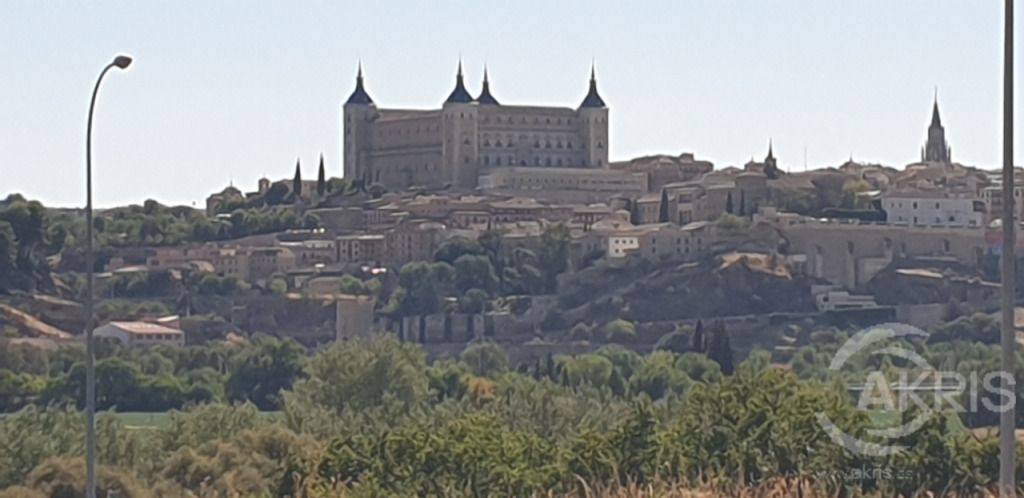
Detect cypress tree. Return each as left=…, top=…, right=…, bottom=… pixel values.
left=292, top=158, right=302, bottom=198
left=691, top=319, right=706, bottom=353
left=658, top=188, right=670, bottom=223
left=316, top=153, right=326, bottom=196
left=725, top=192, right=734, bottom=214
left=739, top=190, right=746, bottom=216
left=707, top=320, right=735, bottom=375
left=629, top=199, right=640, bottom=225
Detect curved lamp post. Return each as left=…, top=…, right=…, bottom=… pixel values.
left=999, top=0, right=1015, bottom=496
left=84, top=54, right=132, bottom=498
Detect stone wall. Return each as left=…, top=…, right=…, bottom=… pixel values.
left=336, top=294, right=376, bottom=340
left=779, top=221, right=988, bottom=289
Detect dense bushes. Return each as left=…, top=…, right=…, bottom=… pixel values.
left=3, top=333, right=1024, bottom=496
left=0, top=334, right=304, bottom=413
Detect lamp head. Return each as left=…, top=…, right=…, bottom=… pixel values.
left=112, top=55, right=133, bottom=70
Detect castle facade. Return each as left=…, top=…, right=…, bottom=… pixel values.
left=342, top=62, right=609, bottom=190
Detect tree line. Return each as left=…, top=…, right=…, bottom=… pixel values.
left=3, top=323, right=1024, bottom=496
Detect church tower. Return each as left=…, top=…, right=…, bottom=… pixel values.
left=343, top=63, right=378, bottom=186
left=577, top=64, right=609, bottom=168
left=921, top=93, right=951, bottom=164
left=441, top=60, right=480, bottom=188
left=763, top=139, right=780, bottom=179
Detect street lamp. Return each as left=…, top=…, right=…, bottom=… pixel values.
left=1000, top=0, right=1016, bottom=496
left=84, top=54, right=132, bottom=498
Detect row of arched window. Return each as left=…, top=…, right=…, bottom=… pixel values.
left=483, top=155, right=590, bottom=168
left=482, top=115, right=576, bottom=126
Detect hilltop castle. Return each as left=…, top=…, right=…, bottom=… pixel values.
left=342, top=62, right=610, bottom=191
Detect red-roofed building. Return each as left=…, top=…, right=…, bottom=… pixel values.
left=93, top=320, right=185, bottom=347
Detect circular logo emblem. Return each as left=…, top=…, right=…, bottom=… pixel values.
left=815, top=323, right=932, bottom=456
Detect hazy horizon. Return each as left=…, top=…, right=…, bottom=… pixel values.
left=2, top=1, right=1022, bottom=208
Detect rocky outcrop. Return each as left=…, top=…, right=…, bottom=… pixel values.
left=558, top=252, right=823, bottom=325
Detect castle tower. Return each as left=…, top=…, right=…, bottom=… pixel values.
left=342, top=63, right=378, bottom=185
left=921, top=92, right=951, bottom=164
left=441, top=60, right=480, bottom=188
left=577, top=64, right=609, bottom=168
left=475, top=66, right=500, bottom=105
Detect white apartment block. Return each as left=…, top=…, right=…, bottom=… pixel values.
left=882, top=190, right=983, bottom=227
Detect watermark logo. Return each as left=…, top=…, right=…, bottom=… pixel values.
left=815, top=323, right=1015, bottom=456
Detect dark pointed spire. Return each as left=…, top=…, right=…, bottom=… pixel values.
left=345, top=61, right=374, bottom=105
left=317, top=153, right=326, bottom=196
left=476, top=64, right=500, bottom=105
left=293, top=158, right=302, bottom=197
left=579, top=62, right=606, bottom=108
left=445, top=59, right=474, bottom=104
left=930, top=88, right=942, bottom=128
left=763, top=138, right=780, bottom=179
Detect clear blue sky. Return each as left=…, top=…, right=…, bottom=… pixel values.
left=0, top=1, right=1019, bottom=208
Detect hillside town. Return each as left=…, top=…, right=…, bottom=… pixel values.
left=2, top=63, right=1015, bottom=361
left=6, top=2, right=1024, bottom=494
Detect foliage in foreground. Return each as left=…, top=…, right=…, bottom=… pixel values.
left=3, top=334, right=1024, bottom=497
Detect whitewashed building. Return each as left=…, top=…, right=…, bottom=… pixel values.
left=93, top=320, right=185, bottom=347
left=881, top=189, right=983, bottom=227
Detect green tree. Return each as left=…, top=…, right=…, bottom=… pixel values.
left=457, top=288, right=490, bottom=314
left=561, top=354, right=615, bottom=388
left=841, top=180, right=871, bottom=209
left=716, top=213, right=744, bottom=230
left=316, top=153, right=326, bottom=197
left=226, top=334, right=305, bottom=410
left=0, top=221, right=15, bottom=293
left=537, top=224, right=570, bottom=293
left=292, top=159, right=303, bottom=198
left=453, top=254, right=498, bottom=295
left=269, top=277, right=288, bottom=295
left=461, top=342, right=510, bottom=377
left=706, top=320, right=735, bottom=375
left=395, top=261, right=454, bottom=316
left=691, top=320, right=706, bottom=353
left=603, top=319, right=637, bottom=343
left=433, top=237, right=484, bottom=265
left=284, top=334, right=429, bottom=414
left=367, top=183, right=387, bottom=199
left=629, top=351, right=691, bottom=399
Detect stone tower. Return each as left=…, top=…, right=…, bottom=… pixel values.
left=342, top=63, right=378, bottom=186
left=921, top=93, right=951, bottom=164
left=577, top=64, right=609, bottom=168
left=441, top=61, right=479, bottom=188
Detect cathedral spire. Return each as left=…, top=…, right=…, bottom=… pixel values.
left=930, top=89, right=942, bottom=128
left=763, top=138, right=780, bottom=179
left=476, top=64, right=500, bottom=105
left=922, top=90, right=951, bottom=163
left=345, top=61, right=374, bottom=105
left=445, top=58, right=474, bottom=104
left=579, top=61, right=606, bottom=108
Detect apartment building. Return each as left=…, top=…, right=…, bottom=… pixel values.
left=881, top=188, right=984, bottom=227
